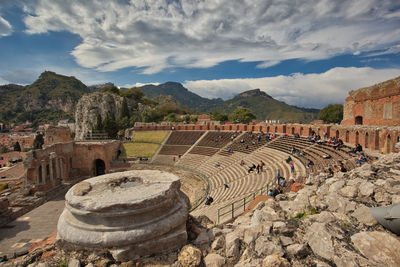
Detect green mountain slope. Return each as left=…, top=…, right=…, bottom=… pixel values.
left=140, top=82, right=223, bottom=112
left=0, top=71, right=91, bottom=124
left=221, top=89, right=318, bottom=123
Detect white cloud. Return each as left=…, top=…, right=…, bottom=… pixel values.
left=0, top=16, right=12, bottom=37
left=122, top=82, right=160, bottom=88
left=21, top=0, right=400, bottom=73
left=183, top=67, right=400, bottom=109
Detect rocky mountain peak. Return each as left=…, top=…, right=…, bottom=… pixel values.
left=237, top=89, right=272, bottom=98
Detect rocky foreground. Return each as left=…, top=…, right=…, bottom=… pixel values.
left=3, top=153, right=400, bottom=267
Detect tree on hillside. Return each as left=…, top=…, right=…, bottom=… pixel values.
left=33, top=133, right=44, bottom=149
left=212, top=110, right=229, bottom=122
left=13, top=141, right=21, bottom=152
left=229, top=107, right=256, bottom=123
left=99, top=85, right=120, bottom=95
left=121, top=87, right=145, bottom=102
left=120, top=98, right=130, bottom=120
left=103, top=114, right=118, bottom=139
left=318, top=104, right=343, bottom=123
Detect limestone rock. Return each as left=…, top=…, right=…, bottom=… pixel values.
left=339, top=185, right=358, bottom=198
left=203, top=253, right=225, bottom=267
left=351, top=205, right=377, bottom=226
left=286, top=243, right=308, bottom=258
left=225, top=232, right=240, bottom=258
left=254, top=237, right=284, bottom=257
left=279, top=236, right=293, bottom=247
left=262, top=254, right=290, bottom=267
left=351, top=231, right=400, bottom=266
left=305, top=223, right=334, bottom=260
left=211, top=236, right=224, bottom=251
left=358, top=181, right=374, bottom=197
left=329, top=180, right=345, bottom=192
left=68, top=258, right=80, bottom=267
left=178, top=245, right=202, bottom=267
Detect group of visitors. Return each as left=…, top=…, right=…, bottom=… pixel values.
left=247, top=160, right=265, bottom=174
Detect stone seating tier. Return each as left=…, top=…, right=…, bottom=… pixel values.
left=165, top=131, right=205, bottom=145
left=158, top=145, right=191, bottom=155
left=189, top=146, right=219, bottom=156
left=196, top=131, right=237, bottom=148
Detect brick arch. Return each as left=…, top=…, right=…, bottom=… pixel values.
left=345, top=131, right=350, bottom=143
left=386, top=135, right=392, bottom=153
left=365, top=132, right=369, bottom=148
left=300, top=127, right=303, bottom=136
left=291, top=127, right=295, bottom=134
left=336, top=130, right=340, bottom=140
left=355, top=131, right=359, bottom=144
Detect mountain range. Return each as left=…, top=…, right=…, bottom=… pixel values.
left=0, top=72, right=319, bottom=125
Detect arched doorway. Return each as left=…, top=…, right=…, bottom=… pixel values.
left=94, top=159, right=106, bottom=176
left=345, top=131, right=350, bottom=143
left=291, top=127, right=295, bottom=134
left=274, top=126, right=278, bottom=133
left=300, top=127, right=303, bottom=136
left=355, top=116, right=363, bottom=125
left=355, top=132, right=359, bottom=144
left=365, top=133, right=369, bottom=148
left=267, top=126, right=270, bottom=133
left=336, top=130, right=339, bottom=140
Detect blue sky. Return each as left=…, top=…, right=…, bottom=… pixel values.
left=0, top=0, right=400, bottom=108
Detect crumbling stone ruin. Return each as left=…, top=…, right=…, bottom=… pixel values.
left=342, top=76, right=400, bottom=126
left=23, top=140, right=123, bottom=193
left=56, top=170, right=190, bottom=262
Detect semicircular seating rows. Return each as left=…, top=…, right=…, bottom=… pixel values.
left=145, top=130, right=359, bottom=223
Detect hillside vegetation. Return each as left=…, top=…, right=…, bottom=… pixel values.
left=0, top=71, right=90, bottom=125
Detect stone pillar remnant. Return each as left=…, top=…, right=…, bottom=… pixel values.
left=57, top=170, right=190, bottom=261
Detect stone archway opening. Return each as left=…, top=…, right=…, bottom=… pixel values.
left=94, top=159, right=106, bottom=176
left=345, top=131, right=350, bottom=143
left=355, top=116, right=363, bottom=125
left=356, top=132, right=359, bottom=144
left=300, top=127, right=303, bottom=136
left=336, top=130, right=339, bottom=140
left=365, top=133, right=369, bottom=148
left=291, top=127, right=295, bottom=134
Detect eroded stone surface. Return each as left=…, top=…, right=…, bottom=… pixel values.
left=57, top=170, right=190, bottom=261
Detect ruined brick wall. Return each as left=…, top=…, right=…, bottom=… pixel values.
left=342, top=76, right=400, bottom=126
left=24, top=140, right=121, bottom=191
left=44, top=126, right=72, bottom=147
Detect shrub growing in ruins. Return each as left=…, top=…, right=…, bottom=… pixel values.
left=13, top=141, right=21, bottom=151
left=33, top=133, right=44, bottom=149
left=318, top=104, right=343, bottom=123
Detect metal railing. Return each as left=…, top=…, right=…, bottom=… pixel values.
left=217, top=182, right=273, bottom=224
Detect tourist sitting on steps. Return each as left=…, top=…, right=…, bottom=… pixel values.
left=248, top=164, right=256, bottom=173
left=306, top=160, right=314, bottom=168
left=204, top=196, right=214, bottom=206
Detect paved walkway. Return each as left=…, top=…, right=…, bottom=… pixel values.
left=0, top=194, right=65, bottom=258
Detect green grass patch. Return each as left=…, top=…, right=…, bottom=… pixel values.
left=131, top=131, right=169, bottom=143
left=122, top=143, right=160, bottom=158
